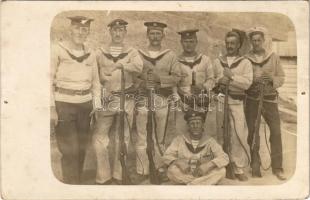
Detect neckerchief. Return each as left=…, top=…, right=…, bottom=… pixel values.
left=59, top=42, right=90, bottom=63
left=102, top=52, right=128, bottom=63
left=185, top=141, right=206, bottom=154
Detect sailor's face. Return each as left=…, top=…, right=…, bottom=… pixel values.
left=110, top=26, right=127, bottom=44
left=70, top=25, right=89, bottom=45
left=250, top=33, right=265, bottom=51
left=188, top=118, right=204, bottom=136
left=147, top=29, right=164, bottom=47
left=225, top=36, right=240, bottom=56
left=181, top=38, right=197, bottom=54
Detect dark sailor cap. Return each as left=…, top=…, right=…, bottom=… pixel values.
left=67, top=16, right=94, bottom=27
left=184, top=110, right=206, bottom=122
left=108, top=18, right=128, bottom=28
left=144, top=21, right=167, bottom=31
left=177, top=29, right=199, bottom=39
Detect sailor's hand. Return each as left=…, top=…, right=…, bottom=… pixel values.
left=223, top=67, right=234, bottom=79
left=50, top=106, right=58, bottom=133
left=191, top=85, right=202, bottom=95
left=255, top=74, right=272, bottom=85
left=192, top=168, right=203, bottom=177
left=146, top=70, right=159, bottom=89
left=218, top=76, right=230, bottom=85
left=115, top=62, right=124, bottom=70
left=174, top=159, right=189, bottom=173
left=261, top=73, right=273, bottom=83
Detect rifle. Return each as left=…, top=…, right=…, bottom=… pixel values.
left=146, top=70, right=161, bottom=184
left=251, top=82, right=265, bottom=169
left=118, top=68, right=132, bottom=185
left=222, top=80, right=236, bottom=179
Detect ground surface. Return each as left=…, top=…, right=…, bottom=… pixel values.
left=51, top=101, right=296, bottom=186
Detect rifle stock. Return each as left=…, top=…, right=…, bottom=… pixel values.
left=222, top=81, right=236, bottom=179
left=251, top=82, right=265, bottom=155
left=146, top=71, right=161, bottom=184
left=119, top=68, right=132, bottom=185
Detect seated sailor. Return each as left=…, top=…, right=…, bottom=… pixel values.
left=162, top=110, right=229, bottom=185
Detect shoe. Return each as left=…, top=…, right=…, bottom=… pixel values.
left=112, top=178, right=123, bottom=185
left=251, top=154, right=262, bottom=178
left=251, top=166, right=262, bottom=178
left=135, top=174, right=149, bottom=184
left=235, top=173, right=248, bottom=181
left=273, top=171, right=287, bottom=181
left=95, top=179, right=113, bottom=185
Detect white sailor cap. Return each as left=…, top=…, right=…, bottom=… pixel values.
left=247, top=26, right=268, bottom=38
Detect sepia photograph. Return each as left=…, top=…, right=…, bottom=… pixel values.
left=1, top=1, right=308, bottom=200
left=50, top=10, right=297, bottom=186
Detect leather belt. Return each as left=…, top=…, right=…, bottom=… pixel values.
left=55, top=87, right=91, bottom=96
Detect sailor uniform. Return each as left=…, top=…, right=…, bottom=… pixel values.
left=213, top=55, right=253, bottom=175
left=163, top=133, right=229, bottom=185
left=92, top=42, right=143, bottom=183
left=51, top=16, right=100, bottom=184
left=134, top=47, right=188, bottom=175
left=245, top=49, right=285, bottom=174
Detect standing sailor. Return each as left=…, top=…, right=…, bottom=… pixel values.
left=50, top=16, right=102, bottom=184
left=92, top=19, right=143, bottom=184
left=134, top=21, right=188, bottom=180
left=176, top=29, right=215, bottom=135
left=245, top=27, right=286, bottom=180
left=213, top=30, right=253, bottom=181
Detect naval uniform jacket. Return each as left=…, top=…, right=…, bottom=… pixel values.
left=51, top=41, right=101, bottom=107
left=245, top=50, right=285, bottom=101
left=137, top=48, right=188, bottom=97
left=163, top=132, right=229, bottom=172
left=178, top=53, right=215, bottom=92
left=96, top=45, right=143, bottom=96
left=213, top=55, right=253, bottom=104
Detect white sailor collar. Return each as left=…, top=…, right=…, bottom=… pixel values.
left=178, top=53, right=203, bottom=62
left=58, top=41, right=91, bottom=55
left=138, top=48, right=171, bottom=59
left=218, top=54, right=245, bottom=65
left=182, top=131, right=211, bottom=147
left=245, top=50, right=274, bottom=64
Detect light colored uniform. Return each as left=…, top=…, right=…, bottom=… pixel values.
left=51, top=41, right=101, bottom=184
left=163, top=133, right=229, bottom=185
left=176, top=53, right=215, bottom=136
left=51, top=41, right=101, bottom=105
left=213, top=55, right=253, bottom=174
left=92, top=45, right=143, bottom=183
left=135, top=48, right=187, bottom=175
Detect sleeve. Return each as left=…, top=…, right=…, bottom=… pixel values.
left=91, top=52, right=102, bottom=109
left=160, top=52, right=183, bottom=88
left=230, top=59, right=253, bottom=90
left=121, top=49, right=143, bottom=73
left=272, top=54, right=285, bottom=88
left=213, top=59, right=223, bottom=84
left=210, top=139, right=229, bottom=168
left=50, top=44, right=60, bottom=107
left=203, top=57, right=215, bottom=90
left=163, top=136, right=181, bottom=165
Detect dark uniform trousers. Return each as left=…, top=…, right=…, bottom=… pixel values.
left=245, top=98, right=283, bottom=173
left=55, top=101, right=92, bottom=184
